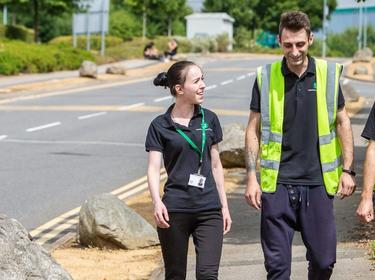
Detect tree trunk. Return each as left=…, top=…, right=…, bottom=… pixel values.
left=33, top=0, right=39, bottom=42
left=168, top=17, right=172, bottom=37
left=11, top=12, right=16, bottom=25
left=142, top=11, right=147, bottom=40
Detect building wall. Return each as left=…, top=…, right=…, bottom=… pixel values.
left=327, top=7, right=375, bottom=34
left=186, top=18, right=233, bottom=38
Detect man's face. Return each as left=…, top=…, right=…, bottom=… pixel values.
left=278, top=28, right=313, bottom=67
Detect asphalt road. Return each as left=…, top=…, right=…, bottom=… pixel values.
left=0, top=56, right=373, bottom=235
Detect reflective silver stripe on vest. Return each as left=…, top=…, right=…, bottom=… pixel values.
left=260, top=159, right=280, bottom=170
left=326, top=62, right=337, bottom=126
left=269, top=132, right=282, bottom=143
left=321, top=156, right=341, bottom=173
left=319, top=129, right=337, bottom=145
left=260, top=64, right=271, bottom=145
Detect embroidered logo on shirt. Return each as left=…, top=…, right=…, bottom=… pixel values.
left=308, top=81, right=317, bottom=92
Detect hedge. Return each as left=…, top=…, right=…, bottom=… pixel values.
left=49, top=35, right=123, bottom=50
left=0, top=40, right=94, bottom=75
left=0, top=24, right=34, bottom=42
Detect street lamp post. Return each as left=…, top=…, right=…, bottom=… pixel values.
left=356, top=0, right=367, bottom=51
left=322, top=0, right=328, bottom=58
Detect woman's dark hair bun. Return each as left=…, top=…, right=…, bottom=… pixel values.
left=153, top=72, right=169, bottom=88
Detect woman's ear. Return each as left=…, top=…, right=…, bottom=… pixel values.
left=175, top=84, right=184, bottom=95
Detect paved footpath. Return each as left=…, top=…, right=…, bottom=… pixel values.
left=151, top=98, right=375, bottom=279
left=0, top=59, right=157, bottom=89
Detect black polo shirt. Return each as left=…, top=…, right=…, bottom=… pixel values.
left=250, top=56, right=345, bottom=185
left=362, top=101, right=375, bottom=141
left=145, top=104, right=222, bottom=213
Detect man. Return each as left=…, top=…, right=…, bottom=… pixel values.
left=245, top=11, right=356, bottom=280
left=357, top=101, right=375, bottom=223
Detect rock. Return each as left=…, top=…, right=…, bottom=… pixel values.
left=0, top=213, right=73, bottom=280
left=106, top=65, right=127, bottom=75
left=341, top=79, right=360, bottom=102
left=353, top=47, right=373, bottom=63
left=77, top=193, right=159, bottom=250
left=219, top=123, right=246, bottom=168
left=353, top=64, right=369, bottom=75
left=79, top=60, right=98, bottom=78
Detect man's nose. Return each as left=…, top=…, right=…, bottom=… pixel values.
left=291, top=45, right=299, bottom=56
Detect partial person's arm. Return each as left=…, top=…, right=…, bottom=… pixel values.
left=147, top=151, right=169, bottom=228
left=244, top=111, right=262, bottom=209
left=356, top=140, right=375, bottom=222
left=211, top=144, right=232, bottom=234
left=336, top=107, right=356, bottom=198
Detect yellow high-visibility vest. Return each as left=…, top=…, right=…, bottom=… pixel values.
left=257, top=58, right=342, bottom=195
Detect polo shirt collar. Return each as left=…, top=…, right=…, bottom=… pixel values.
left=281, top=55, right=315, bottom=77
left=161, top=103, right=202, bottom=128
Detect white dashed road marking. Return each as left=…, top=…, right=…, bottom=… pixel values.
left=26, top=122, right=61, bottom=132
left=0, top=135, right=8, bottom=140
left=205, top=85, right=217, bottom=91
left=119, top=102, right=145, bottom=111
left=237, top=75, right=246, bottom=80
left=154, top=96, right=172, bottom=102
left=221, top=79, right=234, bottom=86
left=78, top=112, right=107, bottom=120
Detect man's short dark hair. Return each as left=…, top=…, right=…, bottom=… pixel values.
left=279, top=11, right=311, bottom=37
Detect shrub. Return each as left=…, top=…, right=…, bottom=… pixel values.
left=49, top=35, right=123, bottom=50
left=109, top=10, right=142, bottom=40
left=0, top=40, right=93, bottom=75
left=5, top=25, right=34, bottom=42
left=216, top=33, right=230, bottom=52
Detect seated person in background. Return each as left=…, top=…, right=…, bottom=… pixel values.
left=164, top=39, right=178, bottom=60
left=144, top=42, right=162, bottom=60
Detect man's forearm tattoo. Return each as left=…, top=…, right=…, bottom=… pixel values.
left=246, top=151, right=257, bottom=172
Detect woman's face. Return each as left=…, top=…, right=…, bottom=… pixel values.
left=179, top=65, right=206, bottom=104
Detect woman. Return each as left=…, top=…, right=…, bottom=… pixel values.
left=146, top=61, right=231, bottom=280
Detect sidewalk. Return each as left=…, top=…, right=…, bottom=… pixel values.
left=0, top=59, right=158, bottom=89
left=151, top=99, right=375, bottom=279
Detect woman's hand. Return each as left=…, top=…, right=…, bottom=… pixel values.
left=153, top=200, right=170, bottom=228
left=222, top=207, right=232, bottom=234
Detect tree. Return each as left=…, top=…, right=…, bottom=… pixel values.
left=0, top=0, right=80, bottom=42
left=254, top=0, right=337, bottom=34
left=203, top=0, right=259, bottom=32
left=123, top=0, right=191, bottom=38
left=203, top=0, right=337, bottom=36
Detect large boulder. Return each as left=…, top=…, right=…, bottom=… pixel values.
left=353, top=47, right=373, bottom=63
left=79, top=60, right=98, bottom=78
left=341, top=79, right=360, bottom=102
left=77, top=193, right=159, bottom=250
left=219, top=123, right=246, bottom=168
left=0, top=214, right=72, bottom=280
left=353, top=64, right=369, bottom=75
left=106, top=65, right=127, bottom=75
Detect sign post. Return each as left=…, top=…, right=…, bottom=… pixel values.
left=72, top=0, right=109, bottom=55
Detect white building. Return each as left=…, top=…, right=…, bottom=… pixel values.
left=325, top=0, right=375, bottom=34
left=185, top=13, right=235, bottom=50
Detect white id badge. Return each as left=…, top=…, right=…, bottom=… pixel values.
left=188, top=174, right=206, bottom=188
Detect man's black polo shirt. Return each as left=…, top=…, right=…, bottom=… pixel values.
left=145, top=104, right=222, bottom=213
left=250, top=56, right=345, bottom=185
left=362, top=101, right=375, bottom=141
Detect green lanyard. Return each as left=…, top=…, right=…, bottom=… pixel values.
left=175, top=106, right=206, bottom=174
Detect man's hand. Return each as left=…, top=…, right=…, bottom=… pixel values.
left=244, top=180, right=262, bottom=210
left=356, top=197, right=374, bottom=223
left=337, top=172, right=356, bottom=199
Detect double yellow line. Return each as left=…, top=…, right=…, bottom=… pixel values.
left=30, top=168, right=167, bottom=251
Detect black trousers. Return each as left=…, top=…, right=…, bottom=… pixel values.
left=157, top=210, right=223, bottom=280
left=261, top=184, right=336, bottom=280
